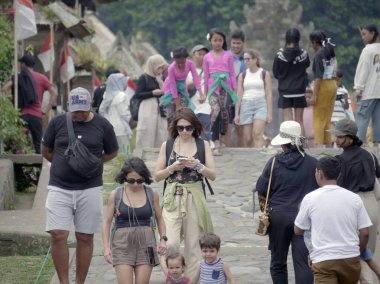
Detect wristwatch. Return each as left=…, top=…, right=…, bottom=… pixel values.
left=160, top=235, right=168, bottom=242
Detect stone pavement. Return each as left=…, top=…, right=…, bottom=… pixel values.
left=2, top=147, right=380, bottom=283
left=67, top=147, right=380, bottom=284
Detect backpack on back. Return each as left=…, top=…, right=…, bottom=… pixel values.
left=164, top=137, right=214, bottom=197
left=14, top=69, right=39, bottom=109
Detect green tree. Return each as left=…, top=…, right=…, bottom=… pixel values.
left=98, top=0, right=253, bottom=58
left=0, top=15, right=13, bottom=84
left=292, top=0, right=380, bottom=88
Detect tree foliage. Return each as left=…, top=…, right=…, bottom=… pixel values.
left=0, top=15, right=13, bottom=84
left=97, top=0, right=253, bottom=58
left=292, top=0, right=380, bottom=87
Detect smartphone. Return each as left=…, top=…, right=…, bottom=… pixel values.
left=146, top=246, right=155, bottom=265
left=178, top=157, right=189, bottom=162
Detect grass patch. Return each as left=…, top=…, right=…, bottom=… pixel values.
left=0, top=254, right=55, bottom=284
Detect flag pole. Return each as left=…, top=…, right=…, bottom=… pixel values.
left=49, top=23, right=54, bottom=83
left=13, top=0, right=19, bottom=110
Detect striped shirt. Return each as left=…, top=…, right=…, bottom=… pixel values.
left=199, top=258, right=226, bottom=284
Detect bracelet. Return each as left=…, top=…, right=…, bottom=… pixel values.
left=197, top=164, right=205, bottom=174
left=166, top=166, right=174, bottom=175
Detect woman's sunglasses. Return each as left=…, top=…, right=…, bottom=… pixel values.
left=125, top=178, right=145, bottom=184
left=176, top=125, right=195, bottom=132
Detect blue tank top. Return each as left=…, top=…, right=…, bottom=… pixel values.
left=199, top=258, right=226, bottom=284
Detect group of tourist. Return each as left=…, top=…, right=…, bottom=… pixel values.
left=1, top=20, right=379, bottom=284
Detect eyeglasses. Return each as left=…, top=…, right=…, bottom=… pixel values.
left=176, top=125, right=195, bottom=132
left=125, top=178, right=145, bottom=184
left=243, top=57, right=252, bottom=61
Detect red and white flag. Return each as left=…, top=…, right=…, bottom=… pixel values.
left=125, top=78, right=136, bottom=100
left=92, top=72, right=101, bottom=89
left=37, top=32, right=54, bottom=72
left=15, top=0, right=37, bottom=40
left=60, top=44, right=75, bottom=83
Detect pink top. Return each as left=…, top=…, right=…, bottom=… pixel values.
left=22, top=70, right=53, bottom=118
left=163, top=60, right=201, bottom=99
left=166, top=272, right=190, bottom=284
left=203, top=50, right=237, bottom=95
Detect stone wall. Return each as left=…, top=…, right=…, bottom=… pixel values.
left=0, top=159, right=14, bottom=210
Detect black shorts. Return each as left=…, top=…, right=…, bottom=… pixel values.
left=278, top=95, right=307, bottom=109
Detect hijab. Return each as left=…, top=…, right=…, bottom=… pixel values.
left=101, top=73, right=128, bottom=113
left=144, top=54, right=167, bottom=88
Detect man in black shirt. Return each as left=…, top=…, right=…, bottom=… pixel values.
left=42, top=87, right=119, bottom=284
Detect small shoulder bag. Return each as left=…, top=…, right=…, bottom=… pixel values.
left=255, top=157, right=275, bottom=236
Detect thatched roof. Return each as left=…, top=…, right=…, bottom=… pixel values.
left=84, top=11, right=115, bottom=58
left=106, top=31, right=143, bottom=80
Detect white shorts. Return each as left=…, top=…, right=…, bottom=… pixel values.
left=45, top=186, right=103, bottom=234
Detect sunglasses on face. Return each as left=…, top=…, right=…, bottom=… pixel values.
left=243, top=57, right=252, bottom=61
left=176, top=125, right=195, bottom=132
left=125, top=178, right=145, bottom=184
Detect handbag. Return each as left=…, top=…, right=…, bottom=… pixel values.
left=64, top=113, right=102, bottom=178
left=255, top=157, right=275, bottom=236
left=370, top=153, right=380, bottom=201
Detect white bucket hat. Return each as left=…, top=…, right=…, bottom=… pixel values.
left=271, top=121, right=303, bottom=146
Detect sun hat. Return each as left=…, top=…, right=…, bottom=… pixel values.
left=68, top=87, right=91, bottom=112
left=191, top=44, right=209, bottom=54
left=328, top=119, right=358, bottom=137
left=271, top=121, right=303, bottom=146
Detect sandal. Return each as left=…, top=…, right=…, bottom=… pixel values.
left=212, top=148, right=223, bottom=156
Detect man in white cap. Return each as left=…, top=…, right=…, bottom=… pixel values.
left=256, top=120, right=318, bottom=284
left=41, top=87, right=119, bottom=284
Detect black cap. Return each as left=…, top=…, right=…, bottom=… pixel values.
left=19, top=55, right=35, bottom=67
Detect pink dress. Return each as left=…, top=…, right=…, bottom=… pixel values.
left=163, top=60, right=201, bottom=98
left=202, top=50, right=237, bottom=95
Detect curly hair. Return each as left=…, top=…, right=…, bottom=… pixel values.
left=114, top=157, right=152, bottom=184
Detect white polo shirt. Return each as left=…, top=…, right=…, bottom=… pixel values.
left=295, top=185, right=372, bottom=263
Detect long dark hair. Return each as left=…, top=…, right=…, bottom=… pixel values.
left=209, top=28, right=227, bottom=51
left=285, top=28, right=300, bottom=48
left=168, top=108, right=203, bottom=139
left=115, top=157, right=152, bottom=184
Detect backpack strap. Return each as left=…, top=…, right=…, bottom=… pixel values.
left=241, top=71, right=247, bottom=85
left=110, top=186, right=123, bottom=248
left=195, top=137, right=214, bottom=196
left=145, top=185, right=157, bottom=238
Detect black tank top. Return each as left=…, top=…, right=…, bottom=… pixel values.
left=116, top=197, right=152, bottom=228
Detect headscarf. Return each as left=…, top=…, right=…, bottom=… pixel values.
left=101, top=73, right=128, bottom=113
left=144, top=54, right=167, bottom=88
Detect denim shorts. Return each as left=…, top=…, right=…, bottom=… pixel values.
left=239, top=97, right=267, bottom=125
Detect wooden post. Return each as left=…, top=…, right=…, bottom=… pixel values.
left=13, top=0, right=18, bottom=109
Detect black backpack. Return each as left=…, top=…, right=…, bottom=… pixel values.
left=164, top=137, right=214, bottom=197
left=14, top=69, right=39, bottom=109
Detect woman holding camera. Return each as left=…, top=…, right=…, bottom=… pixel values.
left=102, top=157, right=167, bottom=284
left=154, top=108, right=216, bottom=280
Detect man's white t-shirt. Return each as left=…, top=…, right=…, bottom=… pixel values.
left=295, top=185, right=372, bottom=263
